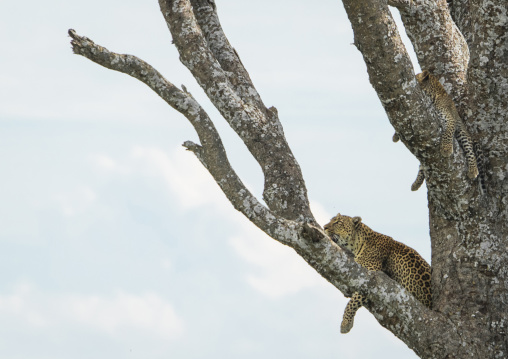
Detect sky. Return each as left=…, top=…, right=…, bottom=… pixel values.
left=0, top=0, right=428, bottom=358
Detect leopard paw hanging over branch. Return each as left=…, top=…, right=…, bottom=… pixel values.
left=324, top=213, right=432, bottom=333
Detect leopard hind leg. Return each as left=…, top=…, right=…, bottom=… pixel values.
left=411, top=165, right=425, bottom=191
left=456, top=123, right=479, bottom=179
left=473, top=142, right=487, bottom=195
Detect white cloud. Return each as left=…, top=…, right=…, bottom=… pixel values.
left=90, top=154, right=130, bottom=174
left=90, top=146, right=230, bottom=211
left=54, top=186, right=97, bottom=217
left=230, top=225, right=327, bottom=299
left=88, top=148, right=334, bottom=300
left=310, top=200, right=333, bottom=227
left=0, top=284, right=184, bottom=340
left=131, top=146, right=222, bottom=209
left=67, top=291, right=183, bottom=338
left=161, top=258, right=172, bottom=271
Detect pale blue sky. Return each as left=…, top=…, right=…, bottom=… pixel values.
left=1, top=0, right=427, bottom=358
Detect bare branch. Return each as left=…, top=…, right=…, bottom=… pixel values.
left=189, top=0, right=265, bottom=109
left=391, top=0, right=469, bottom=98
left=69, top=29, right=198, bottom=122
left=158, top=0, right=314, bottom=222
left=447, top=0, right=472, bottom=43
left=68, top=29, right=279, bottom=235
left=158, top=0, right=253, bottom=122
left=170, top=124, right=456, bottom=349
left=341, top=0, right=431, bottom=151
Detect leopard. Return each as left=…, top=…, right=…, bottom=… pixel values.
left=393, top=70, right=485, bottom=191
left=416, top=70, right=457, bottom=158
left=416, top=70, right=479, bottom=179
left=324, top=213, right=432, bottom=334
left=410, top=165, right=426, bottom=192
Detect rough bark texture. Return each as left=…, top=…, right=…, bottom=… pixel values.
left=70, top=0, right=508, bottom=358
left=158, top=0, right=315, bottom=223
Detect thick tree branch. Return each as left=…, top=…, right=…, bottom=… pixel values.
left=447, top=0, right=508, bottom=204
left=158, top=0, right=314, bottom=222
left=188, top=0, right=265, bottom=109
left=341, top=0, right=480, bottom=219
left=463, top=1, right=508, bottom=199
left=338, top=3, right=508, bottom=357
left=295, top=227, right=458, bottom=358
left=67, top=29, right=309, bottom=251
left=447, top=0, right=472, bottom=44
left=391, top=0, right=469, bottom=99
left=68, top=29, right=278, bottom=236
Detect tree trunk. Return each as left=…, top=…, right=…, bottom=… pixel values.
left=69, top=0, right=508, bottom=357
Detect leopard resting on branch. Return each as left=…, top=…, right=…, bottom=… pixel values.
left=324, top=213, right=432, bottom=334
left=393, top=70, right=486, bottom=193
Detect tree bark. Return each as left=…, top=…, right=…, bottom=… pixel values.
left=69, top=0, right=508, bottom=357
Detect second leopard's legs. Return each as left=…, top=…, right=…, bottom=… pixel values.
left=411, top=165, right=425, bottom=191
left=473, top=142, right=487, bottom=194
left=409, top=157, right=485, bottom=193
left=341, top=292, right=367, bottom=333
left=454, top=122, right=479, bottom=179
left=394, top=129, right=482, bottom=191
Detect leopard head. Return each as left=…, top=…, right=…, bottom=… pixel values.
left=323, top=213, right=362, bottom=252
left=415, top=70, right=431, bottom=84
left=415, top=70, right=443, bottom=99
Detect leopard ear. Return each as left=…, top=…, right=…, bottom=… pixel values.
left=420, top=70, right=430, bottom=81
left=352, top=216, right=362, bottom=226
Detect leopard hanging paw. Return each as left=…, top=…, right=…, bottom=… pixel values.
left=340, top=317, right=354, bottom=334
left=411, top=165, right=425, bottom=191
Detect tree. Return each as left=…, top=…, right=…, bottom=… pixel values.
left=68, top=0, right=508, bottom=357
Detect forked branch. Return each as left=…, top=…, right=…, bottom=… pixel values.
left=341, top=0, right=479, bottom=217
left=391, top=0, right=469, bottom=98
left=68, top=28, right=280, bottom=239
left=159, top=0, right=314, bottom=222
left=188, top=0, right=265, bottom=109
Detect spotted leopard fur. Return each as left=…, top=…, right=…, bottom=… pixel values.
left=417, top=70, right=479, bottom=179
left=473, top=142, right=487, bottom=194
left=391, top=136, right=427, bottom=191
left=411, top=165, right=425, bottom=191
left=324, top=213, right=432, bottom=333
left=406, top=141, right=486, bottom=193
left=393, top=71, right=484, bottom=191
left=416, top=71, right=457, bottom=157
